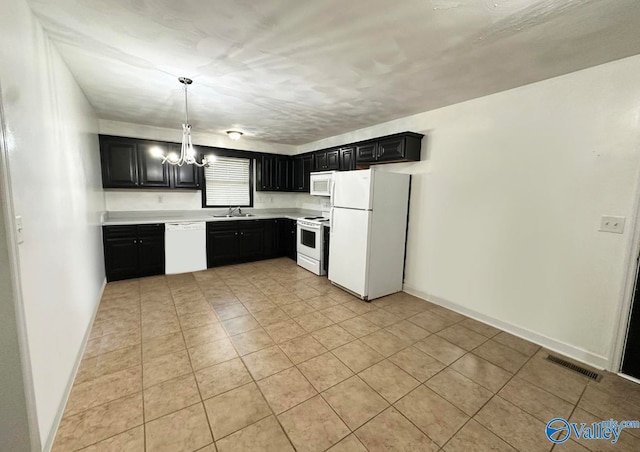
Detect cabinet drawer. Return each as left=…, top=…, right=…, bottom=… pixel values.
left=138, top=224, right=164, bottom=237
left=207, top=221, right=238, bottom=231
left=103, top=225, right=137, bottom=239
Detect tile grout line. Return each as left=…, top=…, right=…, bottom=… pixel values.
left=179, top=274, right=219, bottom=450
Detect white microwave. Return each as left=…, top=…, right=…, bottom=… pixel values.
left=309, top=171, right=335, bottom=197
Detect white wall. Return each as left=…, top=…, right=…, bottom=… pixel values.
left=301, top=55, right=640, bottom=369
left=0, top=0, right=106, bottom=447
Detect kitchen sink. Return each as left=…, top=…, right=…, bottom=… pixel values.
left=212, top=213, right=255, bottom=218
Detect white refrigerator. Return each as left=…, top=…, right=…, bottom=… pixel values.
left=328, top=169, right=410, bottom=301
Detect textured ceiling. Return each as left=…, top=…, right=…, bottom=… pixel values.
left=27, top=0, right=640, bottom=145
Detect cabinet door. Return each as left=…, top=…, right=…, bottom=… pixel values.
left=376, top=137, right=405, bottom=162
left=275, top=157, right=291, bottom=191
left=239, top=221, right=264, bottom=261
left=100, top=138, right=138, bottom=188
left=104, top=237, right=139, bottom=282
left=207, top=223, right=239, bottom=267
left=339, top=147, right=355, bottom=171
left=313, top=152, right=327, bottom=171
left=137, top=224, right=165, bottom=277
left=258, top=155, right=277, bottom=191
left=292, top=155, right=312, bottom=192
left=172, top=145, right=201, bottom=189
left=283, top=219, right=297, bottom=260
left=137, top=142, right=171, bottom=188
left=275, top=219, right=288, bottom=256
left=356, top=142, right=377, bottom=163
left=326, top=150, right=340, bottom=170
left=138, top=235, right=165, bottom=277
left=263, top=220, right=276, bottom=258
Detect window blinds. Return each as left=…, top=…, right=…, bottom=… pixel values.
left=204, top=156, right=250, bottom=206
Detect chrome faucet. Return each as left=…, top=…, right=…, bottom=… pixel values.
left=228, top=206, right=241, bottom=216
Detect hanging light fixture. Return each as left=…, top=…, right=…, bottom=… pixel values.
left=161, top=77, right=208, bottom=167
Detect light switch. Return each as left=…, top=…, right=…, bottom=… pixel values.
left=600, top=215, right=625, bottom=234
left=15, top=216, right=24, bottom=244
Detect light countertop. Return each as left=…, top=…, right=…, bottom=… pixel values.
left=102, top=209, right=321, bottom=226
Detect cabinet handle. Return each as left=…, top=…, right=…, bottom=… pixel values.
left=241, top=232, right=244, bottom=235
left=235, top=232, right=238, bottom=236
left=139, top=239, right=143, bottom=243
left=133, top=239, right=137, bottom=244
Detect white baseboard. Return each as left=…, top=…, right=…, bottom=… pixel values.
left=43, top=278, right=107, bottom=452
left=402, top=284, right=610, bottom=371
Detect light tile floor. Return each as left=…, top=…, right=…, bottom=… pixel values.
left=53, top=258, right=640, bottom=451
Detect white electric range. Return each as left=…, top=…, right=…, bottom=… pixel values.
left=296, top=215, right=330, bottom=275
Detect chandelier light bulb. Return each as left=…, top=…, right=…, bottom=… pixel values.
left=227, top=130, right=243, bottom=140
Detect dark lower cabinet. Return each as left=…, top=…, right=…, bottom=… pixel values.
left=103, top=224, right=165, bottom=282
left=206, top=222, right=239, bottom=268
left=138, top=229, right=166, bottom=277
left=264, top=219, right=288, bottom=258
left=283, top=219, right=297, bottom=260
left=207, top=219, right=294, bottom=267
left=239, top=222, right=265, bottom=262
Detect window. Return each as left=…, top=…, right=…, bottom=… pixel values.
left=203, top=156, right=252, bottom=207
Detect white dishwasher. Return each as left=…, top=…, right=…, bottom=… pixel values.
left=165, top=222, right=207, bottom=274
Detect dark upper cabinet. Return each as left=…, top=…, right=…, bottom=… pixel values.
left=313, top=149, right=339, bottom=171
left=355, top=132, right=423, bottom=165
left=100, top=138, right=138, bottom=188
left=172, top=145, right=201, bottom=189
left=103, top=224, right=164, bottom=282
left=376, top=137, right=407, bottom=162
left=355, top=142, right=377, bottom=163
left=206, top=222, right=239, bottom=268
left=292, top=155, right=312, bottom=192
left=256, top=154, right=277, bottom=191
left=137, top=142, right=171, bottom=188
left=326, top=150, right=339, bottom=169
left=100, top=136, right=202, bottom=190
left=238, top=221, right=264, bottom=261
left=339, top=147, right=355, bottom=171
left=276, top=157, right=291, bottom=191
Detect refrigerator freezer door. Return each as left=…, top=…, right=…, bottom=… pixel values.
left=332, top=169, right=373, bottom=210
left=328, top=208, right=371, bottom=298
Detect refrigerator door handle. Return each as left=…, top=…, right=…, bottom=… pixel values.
left=330, top=207, right=334, bottom=232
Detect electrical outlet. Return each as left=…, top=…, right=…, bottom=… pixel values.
left=600, top=215, right=625, bottom=234
left=15, top=216, right=24, bottom=244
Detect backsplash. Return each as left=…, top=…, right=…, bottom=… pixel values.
left=104, top=190, right=328, bottom=212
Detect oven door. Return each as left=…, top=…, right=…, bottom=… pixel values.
left=297, top=224, right=322, bottom=261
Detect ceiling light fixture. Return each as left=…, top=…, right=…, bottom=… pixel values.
left=227, top=130, right=243, bottom=140
left=161, top=77, right=207, bottom=167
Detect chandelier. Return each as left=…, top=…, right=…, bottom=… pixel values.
left=162, top=77, right=208, bottom=167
